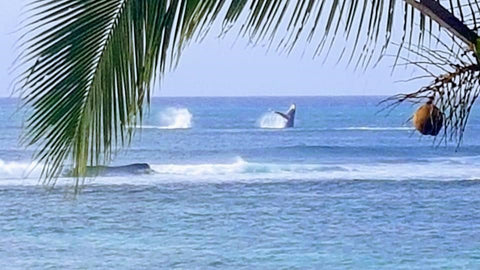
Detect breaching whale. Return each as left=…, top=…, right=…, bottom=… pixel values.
left=275, top=104, right=296, bottom=128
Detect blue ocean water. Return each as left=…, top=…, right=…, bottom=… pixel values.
left=1, top=96, right=480, bottom=269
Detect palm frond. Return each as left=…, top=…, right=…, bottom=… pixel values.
left=17, top=0, right=225, bottom=188
left=220, top=0, right=403, bottom=67
left=382, top=1, right=480, bottom=145
left=16, top=0, right=480, bottom=189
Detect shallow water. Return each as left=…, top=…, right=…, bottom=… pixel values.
left=1, top=97, right=480, bottom=269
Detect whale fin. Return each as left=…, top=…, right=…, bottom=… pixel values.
left=274, top=111, right=290, bottom=120
left=273, top=104, right=296, bottom=128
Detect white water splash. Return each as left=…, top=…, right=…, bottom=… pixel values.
left=158, top=107, right=192, bottom=129
left=0, top=159, right=41, bottom=179
left=258, top=112, right=286, bottom=129
left=3, top=156, right=480, bottom=185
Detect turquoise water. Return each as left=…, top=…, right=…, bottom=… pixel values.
left=1, top=97, right=480, bottom=269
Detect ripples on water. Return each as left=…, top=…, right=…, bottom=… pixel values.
left=2, top=180, right=480, bottom=269
left=2, top=97, right=480, bottom=269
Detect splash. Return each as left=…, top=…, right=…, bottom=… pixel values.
left=158, top=107, right=192, bottom=129
left=0, top=159, right=41, bottom=179
left=258, top=112, right=287, bottom=129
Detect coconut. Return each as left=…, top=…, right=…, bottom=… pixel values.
left=413, top=98, right=443, bottom=136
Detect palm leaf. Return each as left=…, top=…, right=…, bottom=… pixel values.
left=16, top=0, right=480, bottom=189
left=16, top=0, right=216, bottom=187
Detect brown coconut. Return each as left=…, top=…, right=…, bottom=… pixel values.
left=413, top=98, right=443, bottom=136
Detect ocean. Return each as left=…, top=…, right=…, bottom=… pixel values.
left=1, top=96, right=480, bottom=269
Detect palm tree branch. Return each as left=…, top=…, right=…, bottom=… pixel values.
left=16, top=0, right=480, bottom=190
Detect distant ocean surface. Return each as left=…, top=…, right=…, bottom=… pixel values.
left=1, top=96, right=480, bottom=269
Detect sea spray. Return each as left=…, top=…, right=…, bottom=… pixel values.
left=258, top=112, right=286, bottom=129
left=0, top=159, right=41, bottom=179
left=158, top=107, right=192, bottom=129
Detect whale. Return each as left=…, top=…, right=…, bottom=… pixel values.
left=85, top=163, right=152, bottom=177
left=65, top=163, right=153, bottom=177
left=275, top=104, right=296, bottom=128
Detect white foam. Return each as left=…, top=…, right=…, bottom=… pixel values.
left=156, top=107, right=192, bottom=129
left=144, top=156, right=480, bottom=184
left=0, top=159, right=41, bottom=179
left=151, top=157, right=247, bottom=175
left=2, top=156, right=480, bottom=186
left=258, top=112, right=287, bottom=129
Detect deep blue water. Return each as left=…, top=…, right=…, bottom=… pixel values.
left=1, top=96, right=480, bottom=269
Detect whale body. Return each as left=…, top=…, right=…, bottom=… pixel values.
left=85, top=163, right=152, bottom=176
left=274, top=104, right=296, bottom=128
left=64, top=163, right=153, bottom=177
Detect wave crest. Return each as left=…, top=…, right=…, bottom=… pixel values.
left=2, top=156, right=480, bottom=185
left=152, top=157, right=247, bottom=175
left=148, top=156, right=480, bottom=183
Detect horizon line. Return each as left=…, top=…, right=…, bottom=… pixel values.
left=0, top=94, right=392, bottom=99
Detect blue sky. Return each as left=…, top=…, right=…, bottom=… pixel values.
left=0, top=1, right=420, bottom=97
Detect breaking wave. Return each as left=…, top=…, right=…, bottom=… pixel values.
left=2, top=156, right=480, bottom=186
left=147, top=156, right=480, bottom=183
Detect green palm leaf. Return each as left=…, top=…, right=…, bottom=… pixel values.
left=16, top=0, right=480, bottom=189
